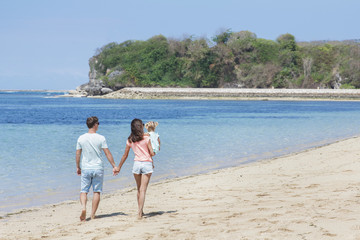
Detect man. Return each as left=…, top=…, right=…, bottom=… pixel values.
left=76, top=116, right=117, bottom=221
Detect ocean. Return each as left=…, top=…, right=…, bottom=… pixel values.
left=1, top=91, right=360, bottom=216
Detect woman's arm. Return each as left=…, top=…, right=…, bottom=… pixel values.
left=117, top=145, right=131, bottom=172
left=158, top=137, right=160, bottom=151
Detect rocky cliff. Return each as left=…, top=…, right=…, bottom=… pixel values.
left=71, top=57, right=113, bottom=96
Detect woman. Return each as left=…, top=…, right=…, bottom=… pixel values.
left=116, top=118, right=155, bottom=219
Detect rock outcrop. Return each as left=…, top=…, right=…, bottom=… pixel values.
left=70, top=57, right=116, bottom=96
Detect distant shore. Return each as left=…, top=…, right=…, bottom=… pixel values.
left=84, top=87, right=360, bottom=101
left=6, top=88, right=360, bottom=101
left=0, top=90, right=69, bottom=93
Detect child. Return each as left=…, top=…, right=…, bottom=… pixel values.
left=145, top=121, right=160, bottom=155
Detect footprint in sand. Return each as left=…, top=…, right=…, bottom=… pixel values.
left=256, top=193, right=270, bottom=197
left=278, top=227, right=294, bottom=232
left=323, top=232, right=337, bottom=237
left=226, top=212, right=243, bottom=218
left=351, top=225, right=360, bottom=230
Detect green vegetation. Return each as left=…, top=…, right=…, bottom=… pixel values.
left=91, top=30, right=360, bottom=89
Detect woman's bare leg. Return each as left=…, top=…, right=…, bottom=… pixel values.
left=133, top=173, right=152, bottom=218
left=134, top=174, right=142, bottom=208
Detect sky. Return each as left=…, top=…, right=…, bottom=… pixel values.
left=1, top=0, right=359, bottom=90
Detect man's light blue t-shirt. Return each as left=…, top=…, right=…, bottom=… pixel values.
left=76, top=133, right=108, bottom=170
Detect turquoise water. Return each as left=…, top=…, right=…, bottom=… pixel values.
left=1, top=91, right=360, bottom=215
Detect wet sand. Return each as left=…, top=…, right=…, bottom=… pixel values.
left=1, top=137, right=360, bottom=239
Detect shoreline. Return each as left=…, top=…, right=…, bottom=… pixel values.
left=1, top=136, right=360, bottom=239
left=4, top=88, right=360, bottom=101
left=80, top=87, right=360, bottom=101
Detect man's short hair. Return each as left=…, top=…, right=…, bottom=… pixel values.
left=86, top=116, right=99, bottom=129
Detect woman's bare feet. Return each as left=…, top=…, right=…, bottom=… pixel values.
left=80, top=210, right=86, bottom=222
left=137, top=211, right=144, bottom=219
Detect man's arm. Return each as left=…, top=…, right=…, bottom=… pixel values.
left=103, top=148, right=116, bottom=167
left=103, top=148, right=118, bottom=175
left=76, top=149, right=82, bottom=175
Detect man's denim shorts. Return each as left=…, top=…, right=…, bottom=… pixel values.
left=80, top=169, right=104, bottom=193
left=132, top=161, right=153, bottom=175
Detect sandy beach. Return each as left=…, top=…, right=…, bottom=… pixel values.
left=1, top=137, right=360, bottom=239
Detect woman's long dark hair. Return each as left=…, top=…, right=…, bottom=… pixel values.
left=128, top=118, right=144, bottom=143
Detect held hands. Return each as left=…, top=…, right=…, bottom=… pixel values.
left=113, top=166, right=120, bottom=176
left=78, top=167, right=119, bottom=176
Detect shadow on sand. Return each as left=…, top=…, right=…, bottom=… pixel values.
left=86, top=212, right=127, bottom=221
left=144, top=210, right=177, bottom=218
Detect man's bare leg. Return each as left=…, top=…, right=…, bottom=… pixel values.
left=91, top=192, right=100, bottom=219
left=80, top=192, right=87, bottom=221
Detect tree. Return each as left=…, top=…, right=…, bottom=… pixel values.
left=302, top=57, right=313, bottom=87
left=183, top=38, right=215, bottom=87
left=227, top=31, right=257, bottom=65
left=277, top=33, right=297, bottom=51
left=253, top=38, right=279, bottom=63
left=212, top=29, right=232, bottom=45
left=211, top=43, right=235, bottom=87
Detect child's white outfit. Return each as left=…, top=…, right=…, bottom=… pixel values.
left=148, top=132, right=160, bottom=154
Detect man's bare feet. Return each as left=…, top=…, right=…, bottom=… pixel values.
left=80, top=210, right=86, bottom=222
left=91, top=215, right=96, bottom=220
